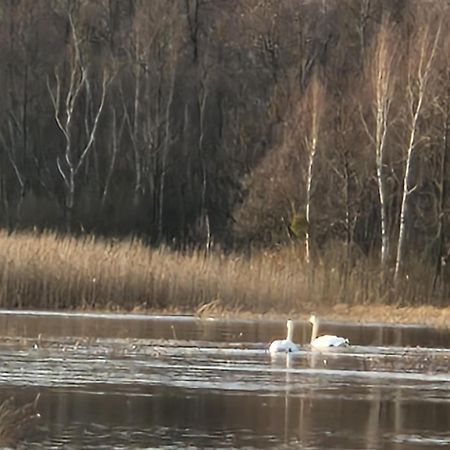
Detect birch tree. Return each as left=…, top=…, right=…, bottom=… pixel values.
left=118, top=1, right=180, bottom=238
left=304, top=73, right=325, bottom=264
left=121, top=1, right=164, bottom=211
left=362, top=19, right=398, bottom=265
left=47, top=11, right=109, bottom=232
left=394, top=18, right=441, bottom=281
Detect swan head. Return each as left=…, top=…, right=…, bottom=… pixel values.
left=309, top=314, right=319, bottom=325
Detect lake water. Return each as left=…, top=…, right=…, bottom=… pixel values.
left=0, top=311, right=449, bottom=449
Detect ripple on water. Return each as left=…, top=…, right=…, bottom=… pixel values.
left=0, top=314, right=449, bottom=449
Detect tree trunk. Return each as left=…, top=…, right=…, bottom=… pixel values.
left=394, top=22, right=441, bottom=282
left=362, top=19, right=397, bottom=266
left=157, top=62, right=177, bottom=241
left=433, top=81, right=450, bottom=295
left=304, top=74, right=323, bottom=264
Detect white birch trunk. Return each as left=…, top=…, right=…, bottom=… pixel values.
left=361, top=20, right=397, bottom=265
left=48, top=12, right=109, bottom=232
left=394, top=23, right=441, bottom=281
left=375, top=28, right=394, bottom=266
left=304, top=75, right=322, bottom=264
left=305, top=137, right=317, bottom=265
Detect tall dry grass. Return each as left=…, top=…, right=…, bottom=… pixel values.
left=0, top=231, right=444, bottom=313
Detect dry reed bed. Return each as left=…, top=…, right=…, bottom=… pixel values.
left=0, top=231, right=301, bottom=311
left=0, top=231, right=444, bottom=315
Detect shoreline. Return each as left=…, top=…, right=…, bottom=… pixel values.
left=197, top=304, right=450, bottom=328
left=172, top=301, right=450, bottom=328
left=2, top=303, right=448, bottom=328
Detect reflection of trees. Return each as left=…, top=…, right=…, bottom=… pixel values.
left=365, top=381, right=404, bottom=450
left=297, top=377, right=312, bottom=447
left=393, top=386, right=404, bottom=449
left=365, top=383, right=381, bottom=449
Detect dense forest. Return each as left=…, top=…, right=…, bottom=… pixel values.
left=0, top=0, right=449, bottom=291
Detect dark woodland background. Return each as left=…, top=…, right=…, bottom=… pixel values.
left=0, top=0, right=449, bottom=278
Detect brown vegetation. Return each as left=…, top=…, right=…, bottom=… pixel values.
left=0, top=1, right=449, bottom=311
left=0, top=232, right=447, bottom=323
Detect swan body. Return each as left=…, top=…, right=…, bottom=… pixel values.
left=309, top=315, right=349, bottom=349
left=269, top=319, right=300, bottom=354
left=310, top=334, right=349, bottom=348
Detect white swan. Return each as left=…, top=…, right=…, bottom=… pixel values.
left=309, top=314, right=349, bottom=349
left=269, top=319, right=300, bottom=354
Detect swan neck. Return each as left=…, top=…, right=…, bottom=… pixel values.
left=287, top=321, right=294, bottom=341
left=310, top=320, right=319, bottom=343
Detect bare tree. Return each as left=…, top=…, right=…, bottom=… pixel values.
left=0, top=119, right=26, bottom=226
left=394, top=16, right=442, bottom=281
left=157, top=55, right=178, bottom=242
left=304, top=73, right=325, bottom=263
left=101, top=104, right=125, bottom=208
left=117, top=1, right=181, bottom=238
left=432, top=77, right=450, bottom=294
left=0, top=0, right=39, bottom=227
left=432, top=40, right=450, bottom=294
left=326, top=94, right=367, bottom=256
left=361, top=18, right=398, bottom=265
left=47, top=11, right=109, bottom=231
left=120, top=7, right=155, bottom=212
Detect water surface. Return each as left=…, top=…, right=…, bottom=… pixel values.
left=0, top=311, right=449, bottom=449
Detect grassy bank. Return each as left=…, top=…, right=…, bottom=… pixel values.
left=0, top=231, right=447, bottom=326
